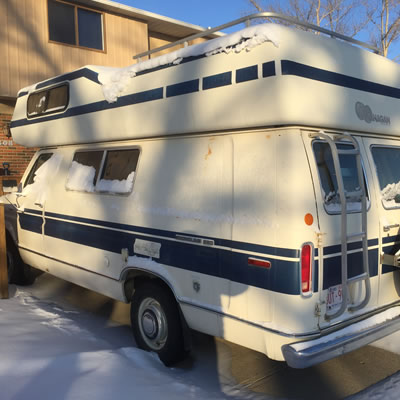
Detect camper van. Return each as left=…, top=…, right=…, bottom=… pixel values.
left=4, top=13, right=400, bottom=368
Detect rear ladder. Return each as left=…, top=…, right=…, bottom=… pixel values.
left=311, top=131, right=371, bottom=321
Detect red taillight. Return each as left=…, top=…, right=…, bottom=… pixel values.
left=301, top=244, right=312, bottom=293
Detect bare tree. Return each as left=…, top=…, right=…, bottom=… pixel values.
left=247, top=0, right=372, bottom=37
left=369, top=0, right=400, bottom=57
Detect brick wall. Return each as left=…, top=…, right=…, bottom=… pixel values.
left=0, top=113, right=37, bottom=177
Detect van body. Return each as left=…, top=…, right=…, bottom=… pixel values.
left=5, top=17, right=400, bottom=367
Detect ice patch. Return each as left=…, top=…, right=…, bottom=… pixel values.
left=97, top=24, right=280, bottom=102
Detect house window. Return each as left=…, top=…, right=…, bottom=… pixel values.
left=48, top=0, right=104, bottom=51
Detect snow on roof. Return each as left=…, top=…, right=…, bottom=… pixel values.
left=97, top=23, right=281, bottom=103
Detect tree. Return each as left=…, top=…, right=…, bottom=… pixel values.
left=247, top=0, right=400, bottom=59
left=369, top=0, right=400, bottom=57
left=247, top=0, right=372, bottom=37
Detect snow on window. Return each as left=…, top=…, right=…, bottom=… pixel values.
left=97, top=24, right=281, bottom=103
left=22, top=153, right=63, bottom=204
left=66, top=161, right=96, bottom=192
left=96, top=171, right=135, bottom=194
left=371, top=146, right=400, bottom=209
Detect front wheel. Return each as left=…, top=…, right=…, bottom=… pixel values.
left=6, top=239, right=35, bottom=285
left=131, top=281, right=186, bottom=366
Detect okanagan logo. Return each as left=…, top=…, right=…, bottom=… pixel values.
left=355, top=102, right=390, bottom=125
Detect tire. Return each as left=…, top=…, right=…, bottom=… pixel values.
left=6, top=238, right=36, bottom=285
left=131, top=281, right=186, bottom=366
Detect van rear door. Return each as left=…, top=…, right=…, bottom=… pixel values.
left=302, top=130, right=380, bottom=328
left=362, top=138, right=400, bottom=308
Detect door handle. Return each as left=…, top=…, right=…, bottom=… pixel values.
left=383, top=224, right=400, bottom=232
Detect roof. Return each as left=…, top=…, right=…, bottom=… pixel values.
left=75, top=0, right=224, bottom=40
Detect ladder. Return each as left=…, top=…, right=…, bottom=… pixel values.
left=311, top=132, right=371, bottom=321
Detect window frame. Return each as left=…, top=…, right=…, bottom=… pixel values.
left=47, top=0, right=106, bottom=53
left=312, top=139, right=370, bottom=215
left=370, top=144, right=400, bottom=210
left=27, top=83, right=69, bottom=119
left=66, top=146, right=141, bottom=196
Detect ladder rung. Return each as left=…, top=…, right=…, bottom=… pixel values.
left=347, top=232, right=366, bottom=241
left=347, top=272, right=368, bottom=284
left=337, top=149, right=359, bottom=155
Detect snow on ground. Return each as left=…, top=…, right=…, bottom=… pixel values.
left=0, top=282, right=265, bottom=400
left=1, top=277, right=400, bottom=400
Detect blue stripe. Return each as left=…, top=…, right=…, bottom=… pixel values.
left=324, top=238, right=378, bottom=256
left=236, top=65, right=258, bottom=83
left=322, top=249, right=379, bottom=290
left=166, top=79, right=199, bottom=97
left=42, top=210, right=298, bottom=258
left=39, top=215, right=300, bottom=295
left=203, top=72, right=232, bottom=90
left=36, top=68, right=100, bottom=89
left=281, top=60, right=400, bottom=99
left=262, top=61, right=275, bottom=78
left=11, top=88, right=163, bottom=128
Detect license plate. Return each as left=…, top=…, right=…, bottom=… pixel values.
left=326, top=284, right=343, bottom=312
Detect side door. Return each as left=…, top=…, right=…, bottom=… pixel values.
left=362, top=138, right=400, bottom=307
left=16, top=152, right=54, bottom=267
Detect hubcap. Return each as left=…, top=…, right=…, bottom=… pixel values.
left=138, top=297, right=168, bottom=351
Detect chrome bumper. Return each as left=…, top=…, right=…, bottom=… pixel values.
left=282, top=307, right=400, bottom=368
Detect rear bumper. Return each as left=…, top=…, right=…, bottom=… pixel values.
left=282, top=306, right=400, bottom=368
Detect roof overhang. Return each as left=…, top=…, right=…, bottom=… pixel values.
left=76, top=0, right=224, bottom=39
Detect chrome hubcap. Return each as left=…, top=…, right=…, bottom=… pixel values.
left=138, top=297, right=168, bottom=351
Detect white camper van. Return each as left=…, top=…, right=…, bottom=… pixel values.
left=5, top=13, right=400, bottom=368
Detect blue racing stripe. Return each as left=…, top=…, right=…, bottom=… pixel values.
left=40, top=215, right=301, bottom=295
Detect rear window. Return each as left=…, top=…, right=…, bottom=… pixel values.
left=371, top=146, right=400, bottom=209
left=27, top=84, right=69, bottom=118
left=313, top=142, right=368, bottom=213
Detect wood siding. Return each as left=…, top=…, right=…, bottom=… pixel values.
left=149, top=32, right=206, bottom=58
left=0, top=0, right=149, bottom=98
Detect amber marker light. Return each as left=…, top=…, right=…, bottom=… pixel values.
left=304, top=213, right=314, bottom=226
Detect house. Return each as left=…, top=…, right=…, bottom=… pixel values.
left=0, top=0, right=220, bottom=177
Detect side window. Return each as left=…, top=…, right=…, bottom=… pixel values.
left=97, top=149, right=140, bottom=193
left=66, top=149, right=139, bottom=194
left=27, top=84, right=69, bottom=118
left=24, top=153, right=53, bottom=188
left=313, top=142, right=368, bottom=213
left=371, top=146, right=400, bottom=208
left=66, top=151, right=103, bottom=192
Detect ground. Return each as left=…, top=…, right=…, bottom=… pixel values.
left=1, top=273, right=400, bottom=400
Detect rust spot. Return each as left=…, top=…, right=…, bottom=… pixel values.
left=205, top=145, right=212, bottom=160
left=266, top=135, right=271, bottom=139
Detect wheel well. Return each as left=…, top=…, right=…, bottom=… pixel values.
left=123, top=270, right=173, bottom=303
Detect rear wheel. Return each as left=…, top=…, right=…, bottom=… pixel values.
left=131, top=281, right=186, bottom=366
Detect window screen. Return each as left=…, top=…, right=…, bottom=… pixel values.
left=371, top=146, right=400, bottom=208
left=313, top=142, right=367, bottom=213
left=78, top=8, right=103, bottom=50
left=48, top=0, right=75, bottom=45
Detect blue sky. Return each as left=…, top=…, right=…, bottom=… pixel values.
left=117, top=0, right=399, bottom=59
left=118, top=0, right=252, bottom=32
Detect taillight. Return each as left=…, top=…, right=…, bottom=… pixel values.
left=301, top=244, right=313, bottom=294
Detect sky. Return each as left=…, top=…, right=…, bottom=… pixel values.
left=117, top=0, right=253, bottom=32
left=115, top=0, right=400, bottom=59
